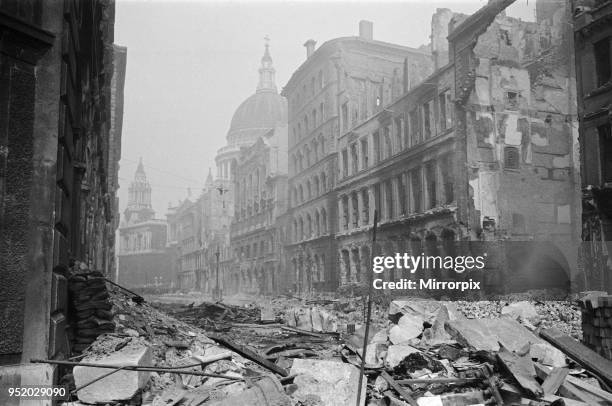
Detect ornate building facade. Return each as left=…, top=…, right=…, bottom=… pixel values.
left=118, top=160, right=173, bottom=289
left=574, top=0, right=612, bottom=292
left=282, top=21, right=434, bottom=293
left=229, top=124, right=289, bottom=295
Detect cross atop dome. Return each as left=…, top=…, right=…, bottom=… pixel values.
left=257, top=36, right=277, bottom=93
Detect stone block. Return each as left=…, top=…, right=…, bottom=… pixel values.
left=500, top=301, right=541, bottom=325
left=290, top=359, right=367, bottom=406
left=385, top=345, right=421, bottom=369
left=74, top=344, right=152, bottom=404
left=445, top=318, right=544, bottom=353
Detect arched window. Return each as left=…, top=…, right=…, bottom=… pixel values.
left=299, top=184, right=304, bottom=202
left=306, top=180, right=312, bottom=200
left=315, top=210, right=320, bottom=236
left=313, top=109, right=318, bottom=128
left=313, top=176, right=320, bottom=196
left=320, top=134, right=325, bottom=154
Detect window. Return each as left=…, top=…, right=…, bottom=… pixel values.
left=362, top=189, right=370, bottom=224
left=440, top=154, right=454, bottom=204
left=321, top=172, right=327, bottom=192
left=439, top=90, right=453, bottom=131
left=394, top=117, right=403, bottom=150
left=351, top=193, right=359, bottom=228
left=422, top=101, right=432, bottom=139
left=425, top=162, right=437, bottom=209
left=313, top=109, right=318, bottom=127
left=318, top=70, right=324, bottom=89
left=304, top=116, right=309, bottom=133
left=361, top=138, right=369, bottom=169
left=350, top=143, right=359, bottom=174
left=373, top=131, right=381, bottom=163
left=321, top=208, right=327, bottom=233
left=320, top=102, right=325, bottom=121
left=374, top=183, right=382, bottom=216
left=397, top=175, right=406, bottom=215
left=384, top=126, right=392, bottom=158
left=504, top=146, right=520, bottom=169
left=505, top=91, right=519, bottom=110
left=385, top=180, right=394, bottom=219
left=341, top=149, right=348, bottom=177
left=599, top=124, right=612, bottom=183
left=410, top=109, right=419, bottom=145
left=341, top=102, right=349, bottom=132
left=594, top=37, right=611, bottom=87
left=411, top=169, right=422, bottom=213
left=342, top=196, right=349, bottom=230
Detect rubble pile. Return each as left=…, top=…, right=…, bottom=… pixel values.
left=58, top=287, right=612, bottom=406
left=68, top=271, right=116, bottom=352
left=153, top=301, right=262, bottom=327
left=455, top=299, right=582, bottom=338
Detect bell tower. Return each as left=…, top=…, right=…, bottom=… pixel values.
left=124, top=158, right=155, bottom=224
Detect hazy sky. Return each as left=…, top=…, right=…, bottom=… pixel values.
left=115, top=0, right=534, bottom=218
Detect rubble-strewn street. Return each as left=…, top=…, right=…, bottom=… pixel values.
left=53, top=276, right=612, bottom=406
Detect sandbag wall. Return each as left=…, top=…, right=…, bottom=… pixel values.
left=68, top=271, right=115, bottom=352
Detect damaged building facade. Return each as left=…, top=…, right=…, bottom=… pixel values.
left=0, top=0, right=124, bottom=387
left=333, top=0, right=581, bottom=293
left=573, top=0, right=612, bottom=293
left=282, top=21, right=433, bottom=294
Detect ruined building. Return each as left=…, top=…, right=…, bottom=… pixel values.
left=118, top=160, right=173, bottom=289
left=289, top=0, right=580, bottom=294
left=0, top=0, right=123, bottom=387
left=573, top=0, right=612, bottom=293
left=282, top=21, right=434, bottom=293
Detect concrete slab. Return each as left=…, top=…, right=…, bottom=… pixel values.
left=290, top=359, right=367, bottom=406
left=74, top=344, right=152, bottom=404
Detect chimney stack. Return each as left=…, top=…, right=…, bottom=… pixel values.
left=304, top=39, right=316, bottom=59
left=359, top=20, right=373, bottom=41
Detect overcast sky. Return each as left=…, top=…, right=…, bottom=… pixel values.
left=114, top=0, right=534, bottom=219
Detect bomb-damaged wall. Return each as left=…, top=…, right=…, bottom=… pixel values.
left=461, top=2, right=580, bottom=287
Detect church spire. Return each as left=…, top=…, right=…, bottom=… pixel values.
left=257, top=36, right=277, bottom=93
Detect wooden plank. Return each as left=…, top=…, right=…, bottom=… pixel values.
left=380, top=371, right=419, bottom=406
left=540, top=328, right=612, bottom=388
left=541, top=367, right=569, bottom=395
left=534, top=363, right=609, bottom=405
left=208, top=334, right=289, bottom=377
left=497, top=346, right=543, bottom=397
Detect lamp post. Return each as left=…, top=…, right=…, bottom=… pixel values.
left=215, top=245, right=221, bottom=302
